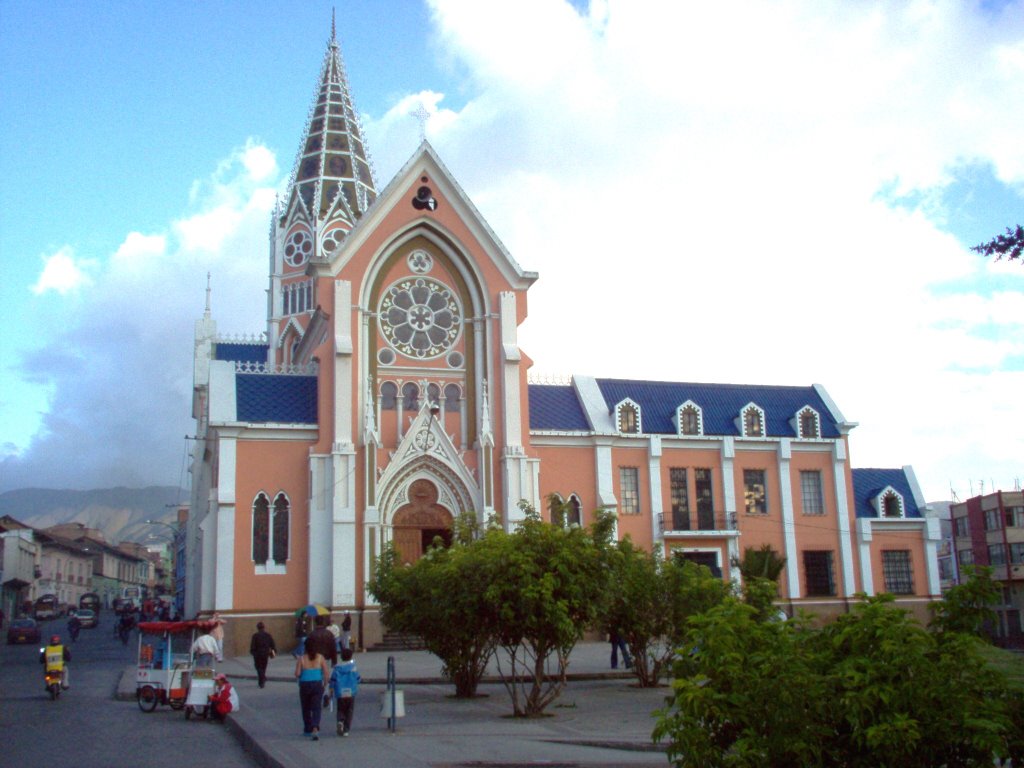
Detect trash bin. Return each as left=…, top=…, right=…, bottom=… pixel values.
left=380, top=689, right=405, bottom=718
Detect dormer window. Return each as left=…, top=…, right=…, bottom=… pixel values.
left=616, top=400, right=641, bottom=434
left=677, top=401, right=703, bottom=436
left=798, top=407, right=820, bottom=439
left=873, top=486, right=905, bottom=518
left=741, top=404, right=765, bottom=438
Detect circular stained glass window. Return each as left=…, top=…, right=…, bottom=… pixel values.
left=284, top=229, right=313, bottom=267
left=379, top=277, right=462, bottom=359
left=407, top=249, right=433, bottom=274
left=378, top=348, right=396, bottom=366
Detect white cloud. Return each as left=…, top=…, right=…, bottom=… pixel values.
left=408, top=0, right=1024, bottom=501
left=31, top=246, right=95, bottom=295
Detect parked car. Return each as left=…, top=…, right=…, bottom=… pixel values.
left=7, top=617, right=41, bottom=645
left=75, top=608, right=98, bottom=628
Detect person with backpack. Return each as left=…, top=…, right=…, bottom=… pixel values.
left=328, top=647, right=361, bottom=737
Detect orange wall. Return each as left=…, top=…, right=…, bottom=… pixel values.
left=232, top=438, right=314, bottom=611
left=534, top=444, right=599, bottom=523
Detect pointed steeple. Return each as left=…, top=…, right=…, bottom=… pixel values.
left=284, top=17, right=377, bottom=232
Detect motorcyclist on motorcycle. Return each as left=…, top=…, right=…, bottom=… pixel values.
left=40, top=634, right=71, bottom=690
left=67, top=611, right=81, bottom=642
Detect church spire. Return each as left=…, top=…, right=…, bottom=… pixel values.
left=283, top=15, right=377, bottom=229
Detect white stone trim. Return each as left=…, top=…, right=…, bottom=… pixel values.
left=777, top=439, right=800, bottom=599
left=832, top=447, right=857, bottom=597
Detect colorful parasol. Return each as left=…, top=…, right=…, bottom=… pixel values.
left=295, top=603, right=330, bottom=618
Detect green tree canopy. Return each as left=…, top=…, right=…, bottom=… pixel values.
left=972, top=225, right=1024, bottom=263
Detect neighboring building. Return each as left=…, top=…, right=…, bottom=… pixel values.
left=44, top=524, right=148, bottom=609
left=33, top=532, right=94, bottom=611
left=187, top=20, right=941, bottom=654
left=0, top=516, right=40, bottom=619
left=951, top=489, right=1024, bottom=646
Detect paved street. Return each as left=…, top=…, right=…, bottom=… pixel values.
left=0, top=615, right=255, bottom=768
left=3, top=616, right=673, bottom=768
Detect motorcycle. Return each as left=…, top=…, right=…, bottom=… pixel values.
left=43, top=665, right=62, bottom=701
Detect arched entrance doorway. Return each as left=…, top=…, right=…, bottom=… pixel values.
left=392, top=478, right=454, bottom=565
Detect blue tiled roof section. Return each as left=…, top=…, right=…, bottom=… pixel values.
left=215, top=343, right=268, bottom=364
left=529, top=385, right=590, bottom=431
left=594, top=379, right=841, bottom=438
left=236, top=375, right=318, bottom=424
left=851, top=468, right=923, bottom=518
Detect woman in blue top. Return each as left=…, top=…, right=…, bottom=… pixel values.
left=294, top=640, right=330, bottom=740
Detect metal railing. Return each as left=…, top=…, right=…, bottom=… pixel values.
left=659, top=511, right=738, bottom=534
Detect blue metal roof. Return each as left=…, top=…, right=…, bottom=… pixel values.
left=851, top=468, right=923, bottom=518
left=528, top=384, right=590, bottom=431
left=236, top=375, right=318, bottom=424
left=215, top=342, right=268, bottom=364
left=594, top=379, right=841, bottom=438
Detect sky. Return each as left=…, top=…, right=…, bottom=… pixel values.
left=1, top=0, right=1022, bottom=504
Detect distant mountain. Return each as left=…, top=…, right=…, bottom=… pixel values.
left=0, top=486, right=187, bottom=544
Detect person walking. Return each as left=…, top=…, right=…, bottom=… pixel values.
left=328, top=647, right=361, bottom=736
left=295, top=641, right=330, bottom=740
left=306, top=616, right=338, bottom=667
left=608, top=625, right=631, bottom=670
left=249, top=621, right=277, bottom=688
left=340, top=611, right=353, bottom=651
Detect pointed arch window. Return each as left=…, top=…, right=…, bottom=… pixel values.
left=616, top=400, right=641, bottom=434
left=272, top=493, right=290, bottom=565
left=444, top=384, right=461, bottom=409
left=677, top=402, right=703, bottom=436
left=253, top=491, right=289, bottom=574
left=798, top=407, right=820, bottom=439
left=567, top=494, right=583, bottom=527
left=741, top=404, right=765, bottom=438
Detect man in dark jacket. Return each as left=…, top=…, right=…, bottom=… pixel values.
left=249, top=621, right=277, bottom=688
left=306, top=616, right=338, bottom=667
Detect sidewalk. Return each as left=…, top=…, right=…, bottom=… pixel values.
left=119, top=641, right=671, bottom=768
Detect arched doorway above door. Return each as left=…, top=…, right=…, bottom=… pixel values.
left=392, top=478, right=454, bottom=565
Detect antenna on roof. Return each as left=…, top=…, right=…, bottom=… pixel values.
left=204, top=271, right=212, bottom=317
left=331, top=7, right=336, bottom=43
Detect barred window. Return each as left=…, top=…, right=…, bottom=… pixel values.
left=670, top=468, right=690, bottom=530
left=882, top=550, right=914, bottom=594
left=800, top=470, right=824, bottom=515
left=619, top=467, right=640, bottom=515
left=744, top=469, right=767, bottom=515
left=803, top=550, right=835, bottom=596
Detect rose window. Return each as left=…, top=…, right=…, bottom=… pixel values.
left=379, top=277, right=461, bottom=359
left=407, top=249, right=433, bottom=274
left=284, top=229, right=313, bottom=266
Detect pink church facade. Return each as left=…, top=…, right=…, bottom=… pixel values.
left=187, top=26, right=941, bottom=655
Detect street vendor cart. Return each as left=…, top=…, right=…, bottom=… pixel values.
left=135, top=619, right=218, bottom=714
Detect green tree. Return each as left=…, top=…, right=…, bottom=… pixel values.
left=607, top=544, right=729, bottom=687
left=481, top=502, right=612, bottom=716
left=929, top=564, right=999, bottom=638
left=821, top=595, right=1011, bottom=767
left=654, top=593, right=1018, bottom=767
left=366, top=512, right=496, bottom=698
left=653, top=598, right=829, bottom=767
left=972, top=224, right=1024, bottom=263
left=733, top=544, right=787, bottom=621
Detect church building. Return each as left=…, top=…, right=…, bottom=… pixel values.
left=187, top=23, right=941, bottom=654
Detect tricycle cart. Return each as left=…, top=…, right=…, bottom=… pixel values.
left=135, top=619, right=218, bottom=713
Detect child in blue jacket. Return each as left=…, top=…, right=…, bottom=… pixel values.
left=328, top=647, right=361, bottom=736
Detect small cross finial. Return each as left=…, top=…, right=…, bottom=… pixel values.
left=410, top=103, right=430, bottom=142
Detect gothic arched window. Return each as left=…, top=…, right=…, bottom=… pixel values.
left=272, top=493, right=290, bottom=564
left=380, top=381, right=398, bottom=411
left=402, top=382, right=420, bottom=412
left=252, top=493, right=270, bottom=565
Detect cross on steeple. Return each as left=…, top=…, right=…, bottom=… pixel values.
left=410, top=103, right=430, bottom=142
